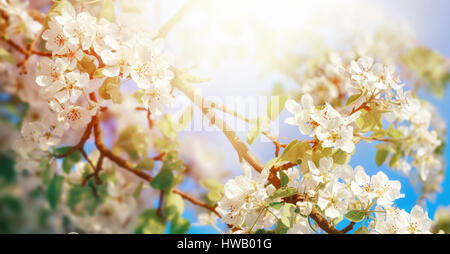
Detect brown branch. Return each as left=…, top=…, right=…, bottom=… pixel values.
left=157, top=190, right=165, bottom=217
left=92, top=115, right=153, bottom=182
left=90, top=114, right=222, bottom=217
left=172, top=71, right=265, bottom=175
left=55, top=120, right=94, bottom=158
left=172, top=69, right=354, bottom=234
left=309, top=209, right=355, bottom=234
left=172, top=188, right=221, bottom=218
left=207, top=100, right=289, bottom=156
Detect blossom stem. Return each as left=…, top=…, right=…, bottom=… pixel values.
left=172, top=69, right=354, bottom=234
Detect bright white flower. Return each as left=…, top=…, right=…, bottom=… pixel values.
left=284, top=94, right=316, bottom=135
left=20, top=119, right=64, bottom=151
left=351, top=167, right=405, bottom=208
left=52, top=71, right=90, bottom=103
left=128, top=38, right=174, bottom=89
left=312, top=104, right=360, bottom=153
left=308, top=157, right=334, bottom=184
left=349, top=56, right=377, bottom=84
left=317, top=179, right=352, bottom=219
left=141, top=83, right=173, bottom=115
left=218, top=164, right=271, bottom=227
left=63, top=11, right=97, bottom=50
left=57, top=105, right=94, bottom=130
left=403, top=205, right=432, bottom=234
left=369, top=171, right=404, bottom=207
left=36, top=57, right=68, bottom=88
left=296, top=201, right=313, bottom=216
left=42, top=16, right=74, bottom=55
left=375, top=205, right=432, bottom=234
left=372, top=63, right=402, bottom=91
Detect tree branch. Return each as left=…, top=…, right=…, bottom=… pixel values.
left=172, top=70, right=354, bottom=234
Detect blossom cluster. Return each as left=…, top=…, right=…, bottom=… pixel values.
left=285, top=53, right=446, bottom=198
left=217, top=158, right=432, bottom=234
left=18, top=1, right=173, bottom=157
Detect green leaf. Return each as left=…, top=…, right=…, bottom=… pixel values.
left=333, top=149, right=349, bottom=164
left=99, top=0, right=115, bottom=22
left=346, top=93, right=362, bottom=106
left=135, top=209, right=165, bottom=234
left=162, top=151, right=186, bottom=172
left=269, top=202, right=283, bottom=209
left=136, top=158, right=155, bottom=171
left=277, top=140, right=310, bottom=165
left=99, top=77, right=122, bottom=104
left=66, top=183, right=107, bottom=216
left=267, top=95, right=288, bottom=120
left=354, top=226, right=370, bottom=234
left=389, top=152, right=402, bottom=167
left=375, top=149, right=389, bottom=167
left=0, top=153, right=15, bottom=186
left=115, top=125, right=149, bottom=160
left=133, top=181, right=144, bottom=199
left=206, top=190, right=222, bottom=203
left=435, top=142, right=445, bottom=155
left=163, top=192, right=184, bottom=220
left=170, top=216, right=190, bottom=234
left=281, top=203, right=296, bottom=228
left=269, top=187, right=297, bottom=200
left=275, top=219, right=289, bottom=234
left=62, top=150, right=81, bottom=174
left=46, top=175, right=64, bottom=210
left=177, top=106, right=193, bottom=130
left=150, top=168, right=174, bottom=190
left=40, top=158, right=52, bottom=186
left=387, top=125, right=403, bottom=139
left=200, top=178, right=224, bottom=203
left=344, top=210, right=365, bottom=222
left=279, top=171, right=289, bottom=187
left=54, top=146, right=72, bottom=155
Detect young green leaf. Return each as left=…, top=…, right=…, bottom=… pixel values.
left=269, top=187, right=297, bottom=200
left=375, top=149, right=389, bottom=167
left=346, top=93, right=362, bottom=106
left=170, top=215, right=190, bottom=234
left=150, top=168, right=174, bottom=190
left=46, top=175, right=64, bottom=210
left=136, top=158, right=155, bottom=171
left=279, top=171, right=289, bottom=187
left=344, top=210, right=365, bottom=222
left=163, top=192, right=184, bottom=220
left=135, top=209, right=165, bottom=234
